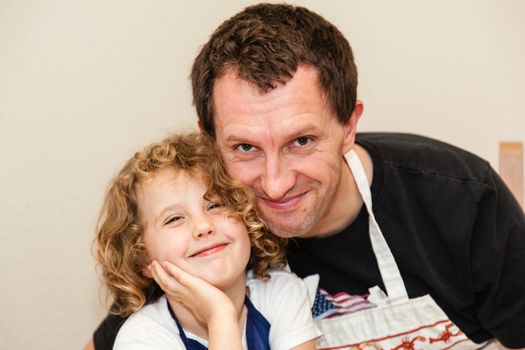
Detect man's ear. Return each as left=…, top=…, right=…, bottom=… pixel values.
left=342, top=100, right=364, bottom=154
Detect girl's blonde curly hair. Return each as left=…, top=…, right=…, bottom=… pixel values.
left=95, top=133, right=287, bottom=317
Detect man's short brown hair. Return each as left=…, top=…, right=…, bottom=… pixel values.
left=191, top=3, right=358, bottom=138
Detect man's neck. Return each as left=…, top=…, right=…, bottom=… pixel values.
left=309, top=144, right=373, bottom=238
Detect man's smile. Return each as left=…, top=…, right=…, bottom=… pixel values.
left=258, top=191, right=308, bottom=211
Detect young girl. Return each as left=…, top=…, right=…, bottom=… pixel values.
left=95, top=133, right=320, bottom=350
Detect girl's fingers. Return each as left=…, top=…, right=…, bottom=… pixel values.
left=149, top=260, right=212, bottom=304
left=162, top=261, right=194, bottom=286
left=150, top=260, right=183, bottom=292
left=161, top=261, right=183, bottom=279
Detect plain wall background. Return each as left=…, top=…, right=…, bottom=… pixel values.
left=1, top=1, right=524, bottom=348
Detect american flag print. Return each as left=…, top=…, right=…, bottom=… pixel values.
left=312, top=288, right=377, bottom=319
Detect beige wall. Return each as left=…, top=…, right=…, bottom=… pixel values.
left=0, top=1, right=523, bottom=348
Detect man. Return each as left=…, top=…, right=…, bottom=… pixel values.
left=88, top=3, right=525, bottom=349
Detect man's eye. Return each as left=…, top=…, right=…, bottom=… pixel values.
left=293, top=136, right=312, bottom=147
left=236, top=144, right=255, bottom=152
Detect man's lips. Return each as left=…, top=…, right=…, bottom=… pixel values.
left=189, top=243, right=228, bottom=258
left=258, top=192, right=307, bottom=211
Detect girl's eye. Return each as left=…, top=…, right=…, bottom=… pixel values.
left=165, top=216, right=183, bottom=225
left=208, top=202, right=221, bottom=211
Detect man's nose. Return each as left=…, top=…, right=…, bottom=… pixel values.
left=261, top=154, right=295, bottom=200
left=193, top=214, right=215, bottom=238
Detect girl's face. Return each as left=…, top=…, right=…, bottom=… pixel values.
left=136, top=168, right=251, bottom=290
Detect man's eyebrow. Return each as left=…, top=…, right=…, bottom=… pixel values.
left=226, top=135, right=248, bottom=143
left=280, top=125, right=321, bottom=141
left=225, top=124, right=320, bottom=144
left=290, top=124, right=319, bottom=137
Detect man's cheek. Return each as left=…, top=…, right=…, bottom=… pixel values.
left=229, top=164, right=255, bottom=185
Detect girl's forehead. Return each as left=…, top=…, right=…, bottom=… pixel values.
left=142, top=166, right=209, bottom=185
left=135, top=167, right=212, bottom=212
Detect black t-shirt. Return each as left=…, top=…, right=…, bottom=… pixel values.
left=93, top=133, right=525, bottom=349
left=287, top=133, right=525, bottom=348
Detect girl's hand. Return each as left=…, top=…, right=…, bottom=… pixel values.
left=148, top=260, right=237, bottom=326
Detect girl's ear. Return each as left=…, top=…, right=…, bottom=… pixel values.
left=142, top=259, right=153, bottom=278
left=143, top=266, right=152, bottom=278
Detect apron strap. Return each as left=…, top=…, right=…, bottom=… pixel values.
left=168, top=296, right=271, bottom=350
left=245, top=297, right=271, bottom=350
left=167, top=299, right=207, bottom=350
left=345, top=150, right=409, bottom=303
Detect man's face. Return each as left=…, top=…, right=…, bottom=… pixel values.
left=212, top=65, right=360, bottom=238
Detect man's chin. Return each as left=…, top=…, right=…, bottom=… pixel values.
left=264, top=216, right=316, bottom=238
left=259, top=197, right=320, bottom=238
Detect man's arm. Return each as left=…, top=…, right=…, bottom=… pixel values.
left=82, top=339, right=94, bottom=350
left=472, top=166, right=525, bottom=348
left=91, top=313, right=128, bottom=350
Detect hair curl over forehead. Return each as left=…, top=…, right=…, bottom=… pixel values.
left=95, top=133, right=286, bottom=316
left=191, top=3, right=358, bottom=138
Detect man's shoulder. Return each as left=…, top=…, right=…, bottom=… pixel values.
left=356, top=132, right=492, bottom=184
left=355, top=132, right=481, bottom=159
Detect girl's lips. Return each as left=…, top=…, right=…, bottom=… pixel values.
left=190, top=243, right=228, bottom=258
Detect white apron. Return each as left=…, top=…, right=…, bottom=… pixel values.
left=314, top=150, right=496, bottom=350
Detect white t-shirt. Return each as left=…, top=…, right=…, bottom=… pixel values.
left=114, top=269, right=321, bottom=350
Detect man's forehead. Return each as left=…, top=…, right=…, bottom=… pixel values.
left=212, top=71, right=273, bottom=112
left=213, top=65, right=324, bottom=108
left=215, top=65, right=293, bottom=93
left=211, top=65, right=338, bottom=146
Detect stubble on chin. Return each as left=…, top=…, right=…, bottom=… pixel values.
left=262, top=209, right=320, bottom=239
